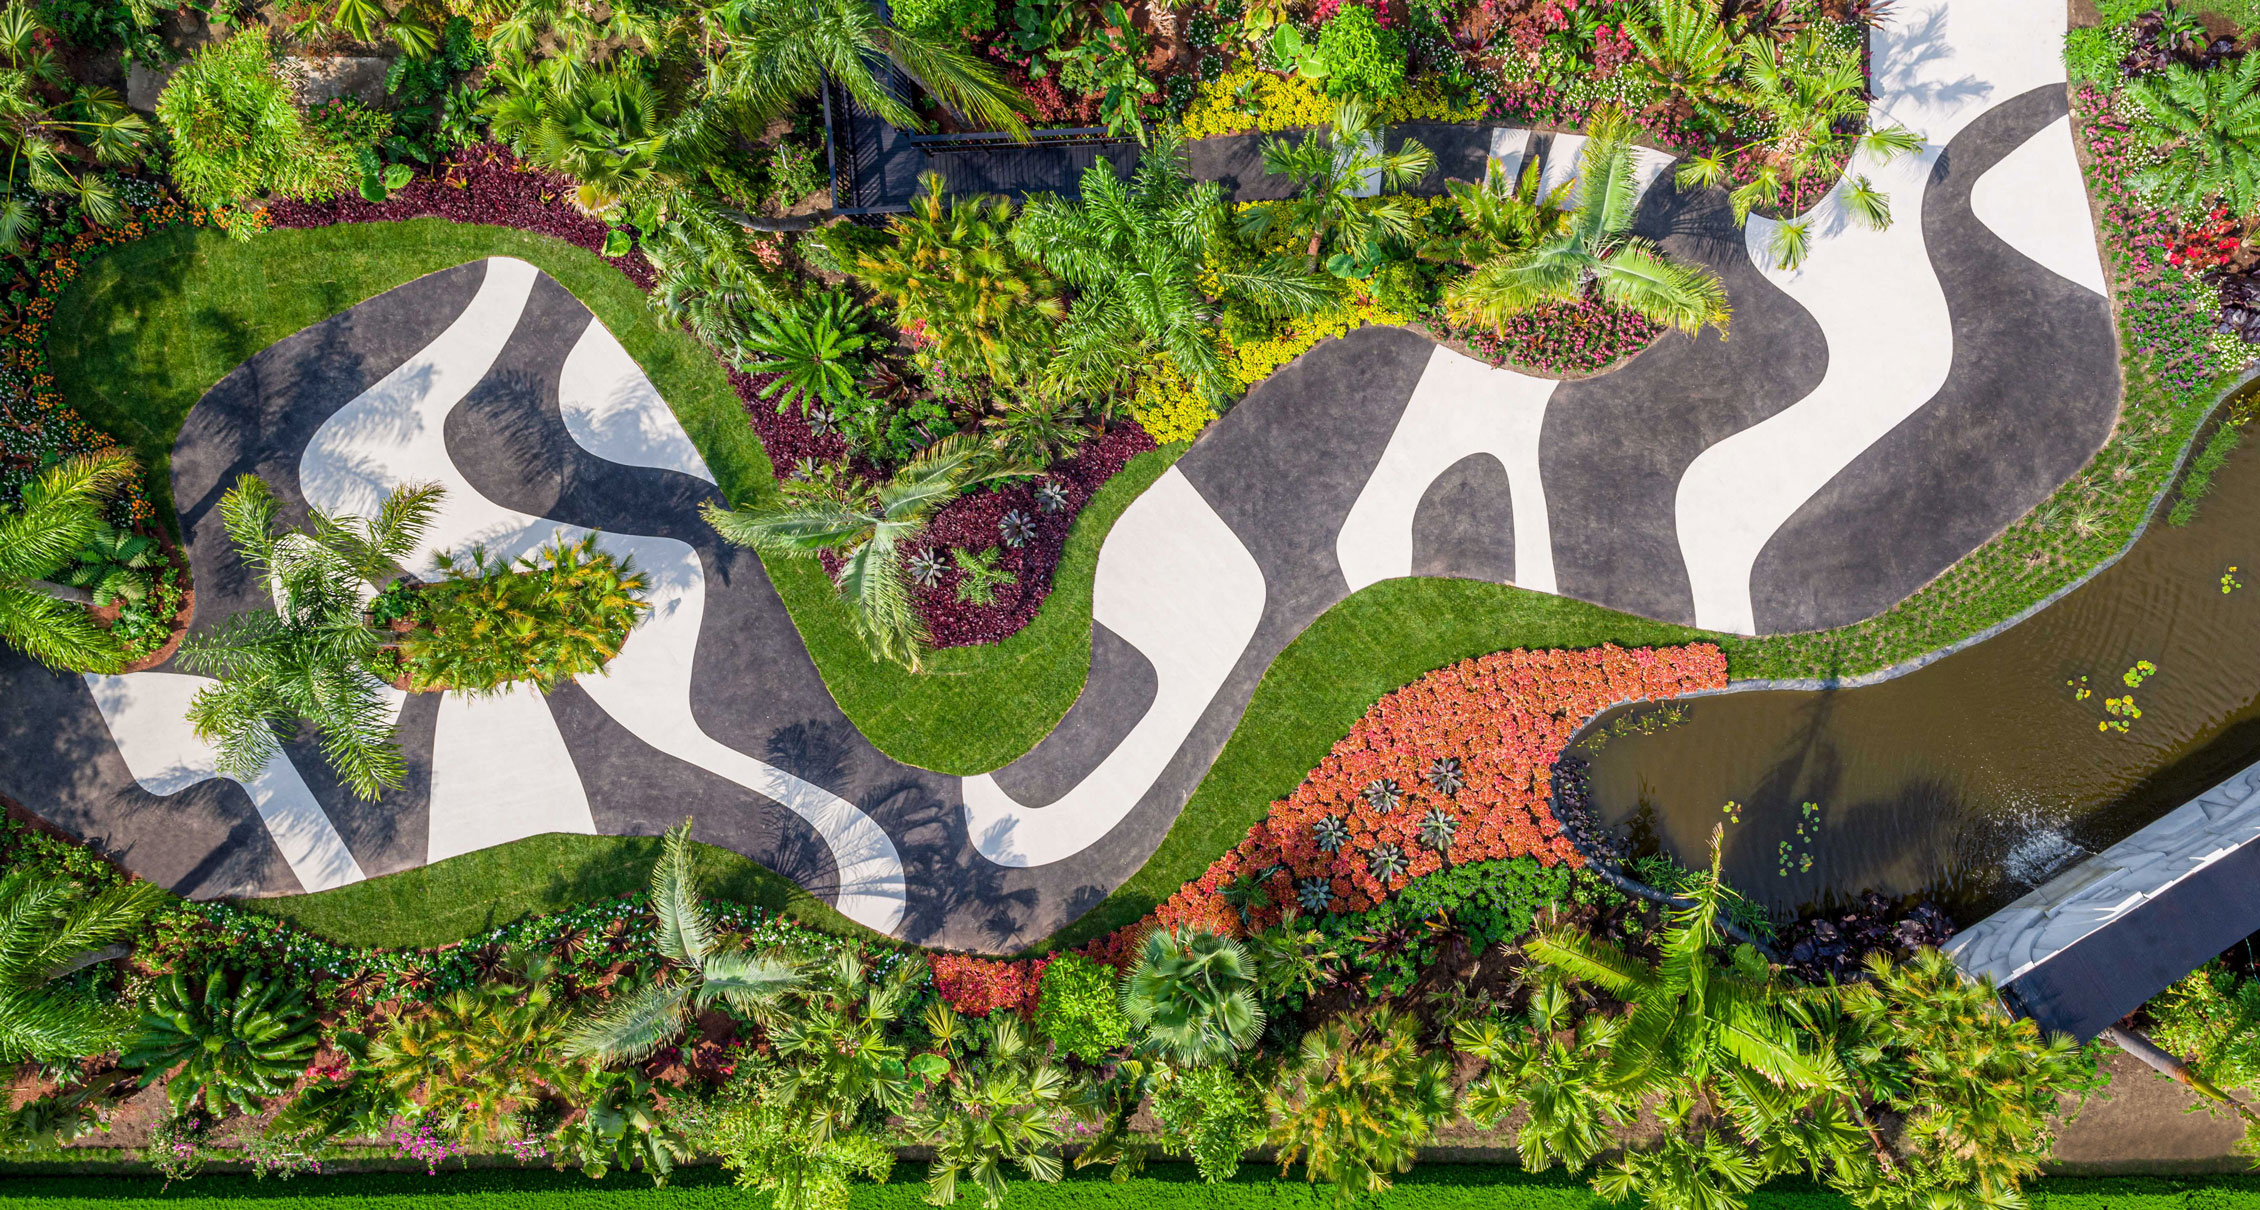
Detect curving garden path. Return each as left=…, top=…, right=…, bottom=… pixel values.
left=0, top=0, right=2123, bottom=951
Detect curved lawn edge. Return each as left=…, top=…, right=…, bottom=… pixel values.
left=42, top=218, right=1153, bottom=778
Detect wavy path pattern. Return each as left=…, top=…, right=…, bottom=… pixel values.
left=0, top=0, right=2123, bottom=950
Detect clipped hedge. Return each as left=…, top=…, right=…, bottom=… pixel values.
left=1, top=1166, right=2258, bottom=1210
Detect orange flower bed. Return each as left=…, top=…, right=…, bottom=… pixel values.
left=1080, top=643, right=1729, bottom=968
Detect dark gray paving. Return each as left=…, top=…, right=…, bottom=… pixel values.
left=1413, top=453, right=1515, bottom=582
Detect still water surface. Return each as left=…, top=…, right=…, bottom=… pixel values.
left=1585, top=437, right=2260, bottom=923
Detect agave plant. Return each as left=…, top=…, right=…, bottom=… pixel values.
left=1361, top=777, right=1400, bottom=812
left=1035, top=480, right=1069, bottom=514
left=124, top=970, right=320, bottom=1117
left=1120, top=926, right=1264, bottom=1068
left=998, top=509, right=1036, bottom=549
left=1424, top=757, right=1462, bottom=797
left=1313, top=814, right=1350, bottom=853
left=1417, top=808, right=1456, bottom=853
left=1296, top=876, right=1335, bottom=912
left=1366, top=842, right=1408, bottom=882
left=906, top=546, right=948, bottom=588
left=562, top=820, right=801, bottom=1064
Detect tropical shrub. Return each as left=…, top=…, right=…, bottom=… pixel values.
left=0, top=0, right=149, bottom=234
left=156, top=29, right=379, bottom=233
left=57, top=520, right=160, bottom=606
left=911, top=1009, right=1082, bottom=1208
left=1032, top=953, right=1128, bottom=1062
left=2150, top=961, right=2260, bottom=1096
left=1150, top=1065, right=1269, bottom=1182
left=1314, top=857, right=1584, bottom=992
left=369, top=958, right=578, bottom=1145
left=2125, top=57, right=2260, bottom=219
left=398, top=534, right=651, bottom=695
left=931, top=952, right=1046, bottom=1017
left=1127, top=359, right=1214, bottom=444
left=855, top=174, right=1062, bottom=386
left=1313, top=5, right=1406, bottom=100
left=1120, top=927, right=1263, bottom=1067
left=123, top=970, right=320, bottom=1117
left=0, top=450, right=140, bottom=673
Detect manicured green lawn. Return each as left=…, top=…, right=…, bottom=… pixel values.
left=228, top=833, right=877, bottom=950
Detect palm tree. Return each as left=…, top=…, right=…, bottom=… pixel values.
left=1417, top=155, right=1572, bottom=269
left=369, top=954, right=579, bottom=1144
left=1119, top=926, right=1264, bottom=1067
left=0, top=1, right=151, bottom=240
left=562, top=820, right=801, bottom=1064
left=1673, top=28, right=1921, bottom=266
left=697, top=0, right=1029, bottom=140
left=1012, top=131, right=1331, bottom=405
left=855, top=173, right=1063, bottom=386
left=1445, top=107, right=1731, bottom=337
left=914, top=1007, right=1077, bottom=1208
left=701, top=436, right=1026, bottom=670
left=2126, top=56, right=2260, bottom=219
left=0, top=450, right=138, bottom=673
left=489, top=64, right=721, bottom=217
left=177, top=474, right=443, bottom=800
left=1624, top=0, right=1746, bottom=130
left=1240, top=97, right=1435, bottom=274
left=0, top=866, right=167, bottom=1064
left=1453, top=980, right=1634, bottom=1173
left=1268, top=1007, right=1455, bottom=1203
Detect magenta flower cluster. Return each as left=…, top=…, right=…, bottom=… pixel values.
left=1438, top=298, right=1663, bottom=378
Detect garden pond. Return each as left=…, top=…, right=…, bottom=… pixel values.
left=1582, top=426, right=2260, bottom=925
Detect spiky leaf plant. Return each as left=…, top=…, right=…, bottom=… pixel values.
left=124, top=970, right=319, bottom=1117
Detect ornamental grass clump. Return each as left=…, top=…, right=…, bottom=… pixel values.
left=398, top=533, right=650, bottom=695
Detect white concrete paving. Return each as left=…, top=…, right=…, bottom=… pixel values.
left=1971, top=114, right=2109, bottom=297
left=1675, top=0, right=2070, bottom=634
left=558, top=317, right=718, bottom=483
left=427, top=681, right=596, bottom=863
left=960, top=467, right=1266, bottom=867
left=81, top=671, right=366, bottom=893
left=1337, top=342, right=1560, bottom=595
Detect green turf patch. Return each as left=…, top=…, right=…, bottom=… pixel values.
left=228, top=834, right=877, bottom=950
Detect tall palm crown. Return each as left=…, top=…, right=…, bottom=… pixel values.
left=1454, top=981, right=1633, bottom=1174
left=0, top=866, right=166, bottom=1064
left=0, top=2, right=149, bottom=238
left=563, top=820, right=801, bottom=1064
left=1417, top=155, right=1572, bottom=268
left=1242, top=98, right=1435, bottom=272
left=1447, top=109, right=1730, bottom=337
left=914, top=1009, right=1075, bottom=1208
left=0, top=450, right=137, bottom=673
left=178, top=474, right=443, bottom=799
left=1011, top=132, right=1330, bottom=405
left=702, top=435, right=1025, bottom=670
left=1119, top=926, right=1264, bottom=1067
left=699, top=0, right=1028, bottom=138
left=857, top=173, right=1064, bottom=385
left=1268, top=1007, right=1455, bottom=1204
left=2126, top=56, right=2260, bottom=218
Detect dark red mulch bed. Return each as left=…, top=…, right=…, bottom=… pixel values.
left=265, top=143, right=656, bottom=289
left=910, top=425, right=1154, bottom=648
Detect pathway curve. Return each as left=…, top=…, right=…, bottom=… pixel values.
left=0, top=0, right=2123, bottom=950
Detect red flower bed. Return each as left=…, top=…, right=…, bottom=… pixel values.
left=929, top=952, right=1049, bottom=1016
left=1082, top=643, right=1728, bottom=968
left=1436, top=297, right=1664, bottom=378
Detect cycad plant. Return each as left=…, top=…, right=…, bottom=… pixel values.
left=2124, top=56, right=2260, bottom=219
left=486, top=62, right=721, bottom=217
left=701, top=436, right=1026, bottom=669
left=1268, top=1006, right=1455, bottom=1203
left=562, top=820, right=801, bottom=1064
left=0, top=866, right=167, bottom=1064
left=1119, top=926, right=1264, bottom=1068
left=1011, top=131, right=1330, bottom=404
left=123, top=970, right=320, bottom=1118
left=0, top=1, right=150, bottom=239
left=1624, top=0, right=1746, bottom=131
left=1240, top=97, right=1435, bottom=275
left=179, top=474, right=443, bottom=799
left=0, top=450, right=138, bottom=673
left=743, top=290, right=873, bottom=413
left=399, top=533, right=650, bottom=695
left=1445, top=107, right=1731, bottom=337
left=913, top=1007, right=1079, bottom=1208
left=856, top=173, right=1064, bottom=386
